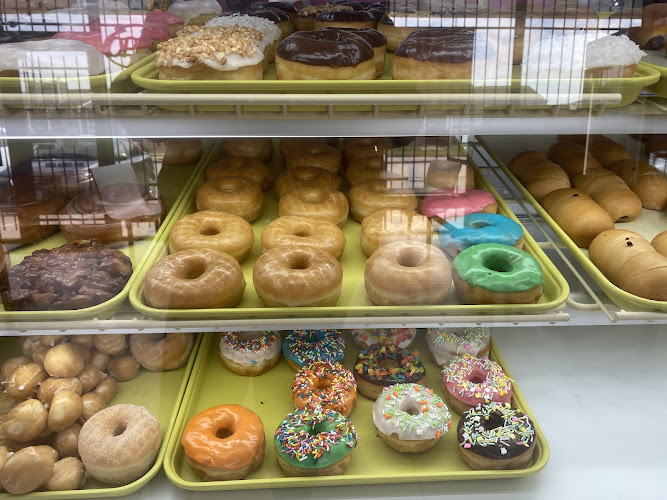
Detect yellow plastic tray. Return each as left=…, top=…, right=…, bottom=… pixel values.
left=640, top=50, right=667, bottom=98
left=478, top=135, right=667, bottom=312
left=0, top=333, right=202, bottom=499
left=131, top=55, right=659, bottom=112
left=128, top=146, right=569, bottom=320
left=164, top=332, right=549, bottom=490
left=0, top=140, right=217, bottom=322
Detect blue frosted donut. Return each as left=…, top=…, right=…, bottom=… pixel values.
left=438, top=213, right=524, bottom=258
left=282, top=330, right=344, bottom=371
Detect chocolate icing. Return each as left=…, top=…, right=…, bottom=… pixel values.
left=354, top=345, right=426, bottom=387
left=396, top=29, right=484, bottom=63
left=240, top=8, right=288, bottom=22
left=316, top=10, right=374, bottom=22
left=298, top=4, right=354, bottom=19
left=248, top=1, right=297, bottom=13
left=378, top=6, right=418, bottom=25
left=277, top=30, right=373, bottom=67
left=320, top=27, right=386, bottom=48
left=330, top=0, right=365, bottom=10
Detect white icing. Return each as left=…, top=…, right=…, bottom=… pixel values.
left=425, top=327, right=490, bottom=366
left=168, top=0, right=223, bottom=25
left=219, top=331, right=281, bottom=367
left=0, top=39, right=106, bottom=77
left=586, top=35, right=645, bottom=69
left=164, top=51, right=264, bottom=71
left=206, top=14, right=281, bottom=48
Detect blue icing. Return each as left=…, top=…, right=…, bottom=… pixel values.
left=438, top=213, right=523, bottom=253
left=282, top=329, right=344, bottom=366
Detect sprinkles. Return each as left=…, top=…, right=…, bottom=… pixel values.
left=292, top=361, right=357, bottom=415
left=219, top=331, right=281, bottom=366
left=354, top=343, right=425, bottom=385
left=442, top=355, right=512, bottom=406
left=426, top=327, right=490, bottom=366
left=283, top=329, right=344, bottom=367
left=351, top=328, right=416, bottom=349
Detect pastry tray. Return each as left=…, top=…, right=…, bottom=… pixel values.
left=0, top=333, right=202, bottom=499
left=130, top=54, right=659, bottom=112
left=0, top=140, right=218, bottom=322
left=128, top=142, right=569, bottom=320
left=639, top=50, right=667, bottom=98
left=163, top=332, right=549, bottom=491
left=478, top=134, right=667, bottom=312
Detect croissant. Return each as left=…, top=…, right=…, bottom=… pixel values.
left=607, top=159, right=667, bottom=211
left=652, top=230, right=667, bottom=257
left=559, top=135, right=632, bottom=168
left=589, top=229, right=667, bottom=302
left=541, top=188, right=615, bottom=248
left=508, top=151, right=570, bottom=201
left=547, top=141, right=603, bottom=178
left=572, top=169, right=642, bottom=222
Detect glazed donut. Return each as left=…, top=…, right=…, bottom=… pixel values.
left=438, top=213, right=524, bottom=258
left=350, top=328, right=416, bottom=350
left=452, top=243, right=544, bottom=305
left=44, top=456, right=86, bottom=491
left=274, top=406, right=358, bottom=477
left=275, top=167, right=342, bottom=198
left=425, top=160, right=475, bottom=191
left=47, top=390, right=83, bottom=433
left=205, top=157, right=273, bottom=192
left=129, top=333, right=195, bottom=372
left=652, top=230, right=667, bottom=257
left=3, top=399, right=48, bottom=442
left=286, top=144, right=342, bottom=173
left=144, top=249, right=246, bottom=309
left=372, top=383, right=451, bottom=453
left=278, top=187, right=349, bottom=227
left=360, top=208, right=432, bottom=257
left=0, top=185, right=64, bottom=246
left=292, top=361, right=357, bottom=416
left=346, top=155, right=408, bottom=185
left=349, top=180, right=418, bottom=222
left=253, top=246, right=342, bottom=308
left=196, top=177, right=263, bottom=223
left=458, top=402, right=536, bottom=470
left=364, top=240, right=452, bottom=306
left=219, top=331, right=282, bottom=376
left=441, top=355, right=513, bottom=415
left=5, top=363, right=46, bottom=399
left=261, top=216, right=346, bottom=259
left=182, top=405, right=265, bottom=480
left=162, top=139, right=203, bottom=166
left=220, top=138, right=273, bottom=162
left=282, top=329, right=345, bottom=371
left=279, top=138, right=339, bottom=160
left=0, top=445, right=58, bottom=494
left=353, top=344, right=426, bottom=399
left=426, top=327, right=491, bottom=366
left=169, top=211, right=255, bottom=263
left=420, top=189, right=497, bottom=224
left=343, top=137, right=393, bottom=163
left=78, top=404, right=162, bottom=485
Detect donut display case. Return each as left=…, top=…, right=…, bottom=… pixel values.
left=1, top=0, right=667, bottom=498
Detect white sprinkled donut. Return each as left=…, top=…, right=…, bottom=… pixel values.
left=425, top=327, right=490, bottom=366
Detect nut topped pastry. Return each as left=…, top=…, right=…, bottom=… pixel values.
left=206, top=13, right=282, bottom=62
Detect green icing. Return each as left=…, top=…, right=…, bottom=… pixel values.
left=453, top=243, right=544, bottom=292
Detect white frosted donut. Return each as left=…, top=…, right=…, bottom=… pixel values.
left=425, top=327, right=491, bottom=366
left=261, top=216, right=346, bottom=259
left=219, top=331, right=282, bottom=376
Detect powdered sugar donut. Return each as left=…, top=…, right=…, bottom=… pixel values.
left=350, top=328, right=416, bottom=350
left=425, top=327, right=490, bottom=366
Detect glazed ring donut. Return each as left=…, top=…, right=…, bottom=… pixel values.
left=364, top=240, right=452, bottom=306
left=452, top=243, right=544, bottom=305
left=424, top=160, right=475, bottom=191
left=205, top=157, right=273, bottom=192
left=129, top=333, right=195, bottom=372
left=261, top=216, right=346, bottom=259
left=279, top=138, right=338, bottom=160
left=168, top=211, right=255, bottom=263
left=458, top=402, right=536, bottom=470
left=196, top=177, right=263, bottom=223
left=343, top=137, right=393, bottom=163
left=253, top=246, right=342, bottom=308
left=78, top=404, right=162, bottom=485
left=420, top=189, right=497, bottom=224
left=441, top=355, right=513, bottom=415
left=372, top=383, right=451, bottom=453
left=182, top=404, right=265, bottom=481
left=360, top=208, right=432, bottom=257
left=425, top=327, right=491, bottom=366
left=349, top=179, right=417, bottom=222
left=278, top=187, right=349, bottom=227
left=144, top=249, right=246, bottom=309
left=285, top=144, right=342, bottom=173
left=292, top=361, right=357, bottom=416
left=353, top=343, right=426, bottom=399
left=275, top=167, right=342, bottom=198
left=346, top=155, right=408, bottom=185
left=438, top=213, right=524, bottom=258
left=220, top=138, right=273, bottom=162
left=282, top=329, right=345, bottom=371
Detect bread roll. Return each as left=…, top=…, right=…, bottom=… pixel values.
left=572, top=169, right=642, bottom=222
left=508, top=151, right=570, bottom=201
left=589, top=229, right=667, bottom=301
left=547, top=141, right=602, bottom=178
left=559, top=135, right=632, bottom=168
left=606, top=160, right=667, bottom=211
left=652, top=230, right=667, bottom=257
left=541, top=188, right=615, bottom=248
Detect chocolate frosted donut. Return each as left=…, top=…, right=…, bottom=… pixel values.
left=296, top=4, right=353, bottom=30
left=330, top=0, right=365, bottom=10
left=276, top=30, right=375, bottom=80
left=241, top=8, right=293, bottom=39
left=320, top=27, right=387, bottom=76
left=376, top=8, right=419, bottom=51
left=248, top=1, right=298, bottom=14
left=315, top=10, right=376, bottom=29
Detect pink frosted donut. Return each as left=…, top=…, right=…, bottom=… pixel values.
left=420, top=189, right=497, bottom=223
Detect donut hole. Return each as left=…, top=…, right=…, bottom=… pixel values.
left=302, top=192, right=323, bottom=204
left=468, top=369, right=486, bottom=385
left=293, top=229, right=311, bottom=238
left=397, top=251, right=423, bottom=268
left=182, top=261, right=207, bottom=280
left=481, top=256, right=511, bottom=273
left=397, top=398, right=421, bottom=416
left=469, top=221, right=491, bottom=229
left=200, top=226, right=221, bottom=236
left=481, top=413, right=504, bottom=431
left=215, top=427, right=234, bottom=440
left=315, top=379, right=332, bottom=391
left=287, top=256, right=311, bottom=270
left=113, top=424, right=127, bottom=437
left=308, top=422, right=329, bottom=436
left=378, top=359, right=400, bottom=370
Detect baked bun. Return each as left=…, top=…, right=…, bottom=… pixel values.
left=607, top=160, right=667, bottom=211
left=547, top=140, right=603, bottom=178
left=652, top=231, right=667, bottom=257
left=508, top=151, right=571, bottom=201
left=572, top=169, right=643, bottom=222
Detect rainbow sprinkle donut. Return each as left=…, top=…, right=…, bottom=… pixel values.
left=292, top=361, right=357, bottom=416
left=425, top=327, right=490, bottom=366
left=350, top=328, right=416, bottom=350
left=353, top=344, right=426, bottom=399
left=219, top=330, right=282, bottom=376
left=282, top=329, right=344, bottom=371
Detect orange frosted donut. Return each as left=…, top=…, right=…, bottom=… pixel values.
left=360, top=208, right=432, bottom=257
left=261, top=216, right=346, bottom=259
left=168, top=211, right=255, bottom=263
left=196, top=177, right=263, bottom=223
left=349, top=179, right=417, bottom=222
left=253, top=246, right=343, bottom=307
left=343, top=137, right=393, bottom=163
left=205, top=157, right=273, bottom=192
left=278, top=187, right=349, bottom=227
left=292, top=361, right=357, bottom=416
left=275, top=167, right=342, bottom=198
left=279, top=138, right=338, bottom=160
left=346, top=155, right=409, bottom=185
left=220, top=138, right=273, bottom=162
left=181, top=405, right=265, bottom=481
left=286, top=144, right=342, bottom=173
left=144, top=249, right=246, bottom=309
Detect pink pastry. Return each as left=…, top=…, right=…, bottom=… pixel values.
left=419, top=189, right=497, bottom=222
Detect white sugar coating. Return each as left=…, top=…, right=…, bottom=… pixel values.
left=0, top=39, right=107, bottom=77
left=168, top=0, right=223, bottom=25
left=586, top=35, right=645, bottom=69
left=206, top=14, right=281, bottom=47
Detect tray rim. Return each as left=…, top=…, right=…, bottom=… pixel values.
left=163, top=333, right=550, bottom=491
left=477, top=135, right=667, bottom=312
left=127, top=155, right=569, bottom=320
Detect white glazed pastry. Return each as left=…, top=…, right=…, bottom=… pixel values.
left=425, top=327, right=491, bottom=366
left=167, top=0, right=222, bottom=26
left=206, top=13, right=281, bottom=62
left=219, top=331, right=282, bottom=376
left=350, top=328, right=416, bottom=350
